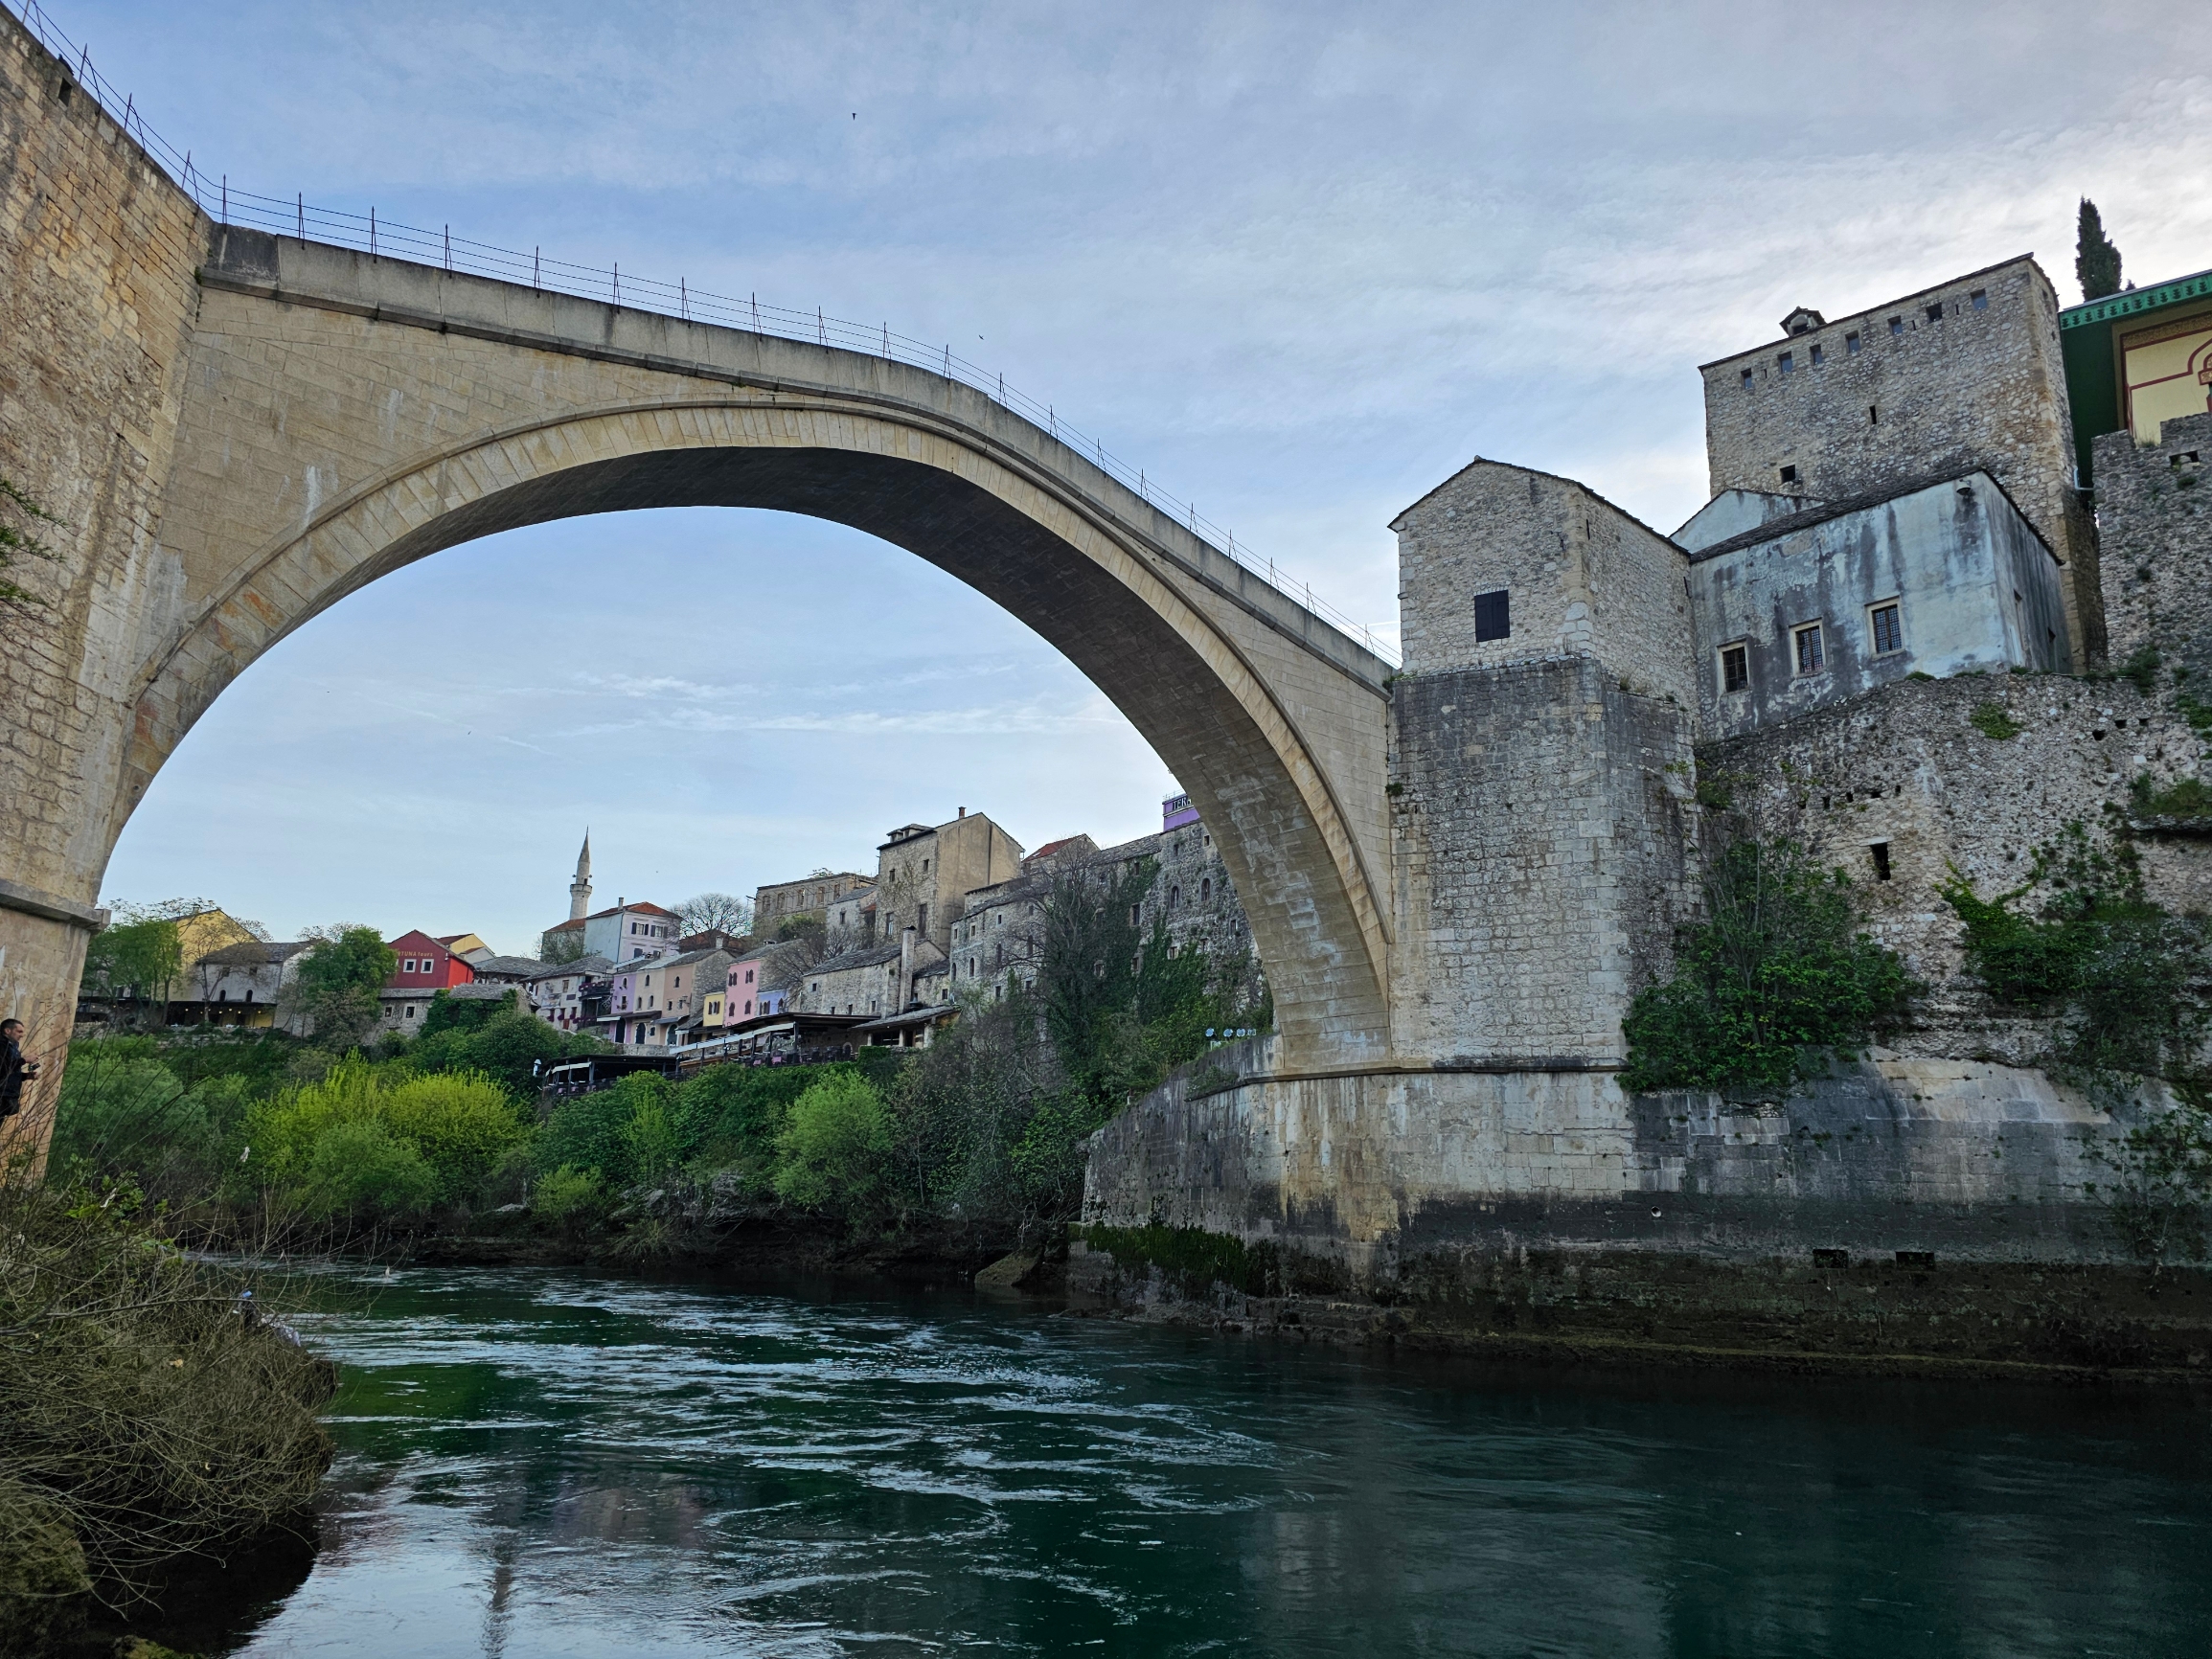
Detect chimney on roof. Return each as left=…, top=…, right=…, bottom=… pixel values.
left=958, top=806, right=967, bottom=818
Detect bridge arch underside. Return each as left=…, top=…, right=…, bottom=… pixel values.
left=134, top=418, right=1391, bottom=1065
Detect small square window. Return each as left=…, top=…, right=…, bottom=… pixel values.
left=1810, top=343, right=1825, bottom=366
left=1970, top=289, right=1987, bottom=309
left=1926, top=302, right=1944, bottom=323
left=1869, top=602, right=1904, bottom=655
left=1793, top=622, right=1826, bottom=675
left=1740, top=367, right=1754, bottom=390
left=1778, top=351, right=1794, bottom=375
left=1473, top=588, right=1511, bottom=642
left=1780, top=465, right=1798, bottom=485
left=1889, top=316, right=1904, bottom=335
left=1721, top=644, right=1749, bottom=694
left=1845, top=330, right=1861, bottom=354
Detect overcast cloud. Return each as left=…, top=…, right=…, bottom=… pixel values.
left=71, top=0, right=2212, bottom=952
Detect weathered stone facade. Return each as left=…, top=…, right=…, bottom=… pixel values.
left=0, top=17, right=204, bottom=1160
left=1689, top=471, right=2070, bottom=740
left=1707, top=670, right=2212, bottom=1054
left=755, top=872, right=869, bottom=932
left=1393, top=460, right=1696, bottom=707
left=1389, top=460, right=1699, bottom=1064
left=2095, top=411, right=2212, bottom=680
left=800, top=941, right=908, bottom=1019
left=1699, top=257, right=2103, bottom=668
left=871, top=812, right=1023, bottom=958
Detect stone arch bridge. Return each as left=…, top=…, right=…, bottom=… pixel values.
left=0, top=43, right=1397, bottom=1154
left=6, top=16, right=1678, bottom=1253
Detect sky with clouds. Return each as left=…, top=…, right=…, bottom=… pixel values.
left=65, top=0, right=2212, bottom=952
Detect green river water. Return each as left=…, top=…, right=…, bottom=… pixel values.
left=166, top=1265, right=2210, bottom=1657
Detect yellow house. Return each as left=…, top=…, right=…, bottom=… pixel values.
left=174, top=907, right=260, bottom=965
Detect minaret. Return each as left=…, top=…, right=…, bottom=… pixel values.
left=569, top=831, right=593, bottom=920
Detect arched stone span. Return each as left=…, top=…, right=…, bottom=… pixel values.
left=111, top=229, right=1395, bottom=1067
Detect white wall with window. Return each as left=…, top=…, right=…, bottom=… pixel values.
left=1685, top=468, right=2069, bottom=740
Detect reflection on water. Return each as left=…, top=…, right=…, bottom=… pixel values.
left=194, top=1266, right=2208, bottom=1658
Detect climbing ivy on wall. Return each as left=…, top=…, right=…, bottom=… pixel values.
left=1620, top=838, right=1918, bottom=1100
left=1944, top=821, right=2212, bottom=1274
left=1940, top=821, right=2206, bottom=1083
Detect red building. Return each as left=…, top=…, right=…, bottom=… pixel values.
left=386, top=930, right=478, bottom=992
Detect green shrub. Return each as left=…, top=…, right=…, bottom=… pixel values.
left=670, top=1062, right=814, bottom=1172
left=1970, top=700, right=2022, bottom=740
left=2130, top=773, right=2212, bottom=820
left=772, top=1072, right=892, bottom=1215
left=379, top=1072, right=530, bottom=1200
left=1622, top=838, right=1918, bottom=1098
left=2119, top=643, right=2163, bottom=695
left=295, top=1118, right=439, bottom=1224
left=47, top=1042, right=252, bottom=1206
left=240, top=1059, right=386, bottom=1188
left=1943, top=822, right=2205, bottom=1080
left=532, top=1164, right=604, bottom=1227
left=538, top=1074, right=669, bottom=1189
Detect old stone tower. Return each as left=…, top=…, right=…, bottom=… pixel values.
left=1088, top=249, right=2212, bottom=1303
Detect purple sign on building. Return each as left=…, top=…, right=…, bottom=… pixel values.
left=1162, top=792, right=1199, bottom=831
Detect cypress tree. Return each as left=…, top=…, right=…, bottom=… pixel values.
left=2077, top=198, right=2123, bottom=302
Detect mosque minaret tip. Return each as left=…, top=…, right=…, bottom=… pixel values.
left=569, top=830, right=593, bottom=920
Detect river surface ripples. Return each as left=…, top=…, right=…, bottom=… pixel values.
left=193, top=1265, right=2210, bottom=1657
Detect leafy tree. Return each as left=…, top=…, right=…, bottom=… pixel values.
left=2093, top=1083, right=2212, bottom=1282
left=0, top=474, right=62, bottom=622
left=772, top=1071, right=892, bottom=1217
left=677, top=892, right=753, bottom=938
left=886, top=986, right=1060, bottom=1225
left=1621, top=838, right=1918, bottom=1098
left=282, top=926, right=398, bottom=1051
left=1041, top=858, right=1153, bottom=1097
left=538, top=927, right=587, bottom=965
left=81, top=918, right=184, bottom=1029
left=417, top=988, right=513, bottom=1039
left=2076, top=198, right=2123, bottom=302
left=624, top=1094, right=679, bottom=1185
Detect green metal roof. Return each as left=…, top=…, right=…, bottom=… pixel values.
left=2060, top=267, right=2212, bottom=330
left=2059, top=265, right=2212, bottom=493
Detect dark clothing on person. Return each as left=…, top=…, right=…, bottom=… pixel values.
left=0, top=1033, right=29, bottom=1117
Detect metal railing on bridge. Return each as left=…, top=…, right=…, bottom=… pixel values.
left=16, top=0, right=1402, bottom=665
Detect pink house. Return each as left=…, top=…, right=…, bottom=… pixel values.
left=726, top=954, right=787, bottom=1023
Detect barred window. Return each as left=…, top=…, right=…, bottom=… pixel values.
left=1870, top=602, right=1904, bottom=656
left=1794, top=623, right=1826, bottom=675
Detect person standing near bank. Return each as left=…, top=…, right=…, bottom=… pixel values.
left=0, top=1017, right=40, bottom=1122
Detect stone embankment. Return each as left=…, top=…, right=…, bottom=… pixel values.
left=1065, top=1233, right=2212, bottom=1382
